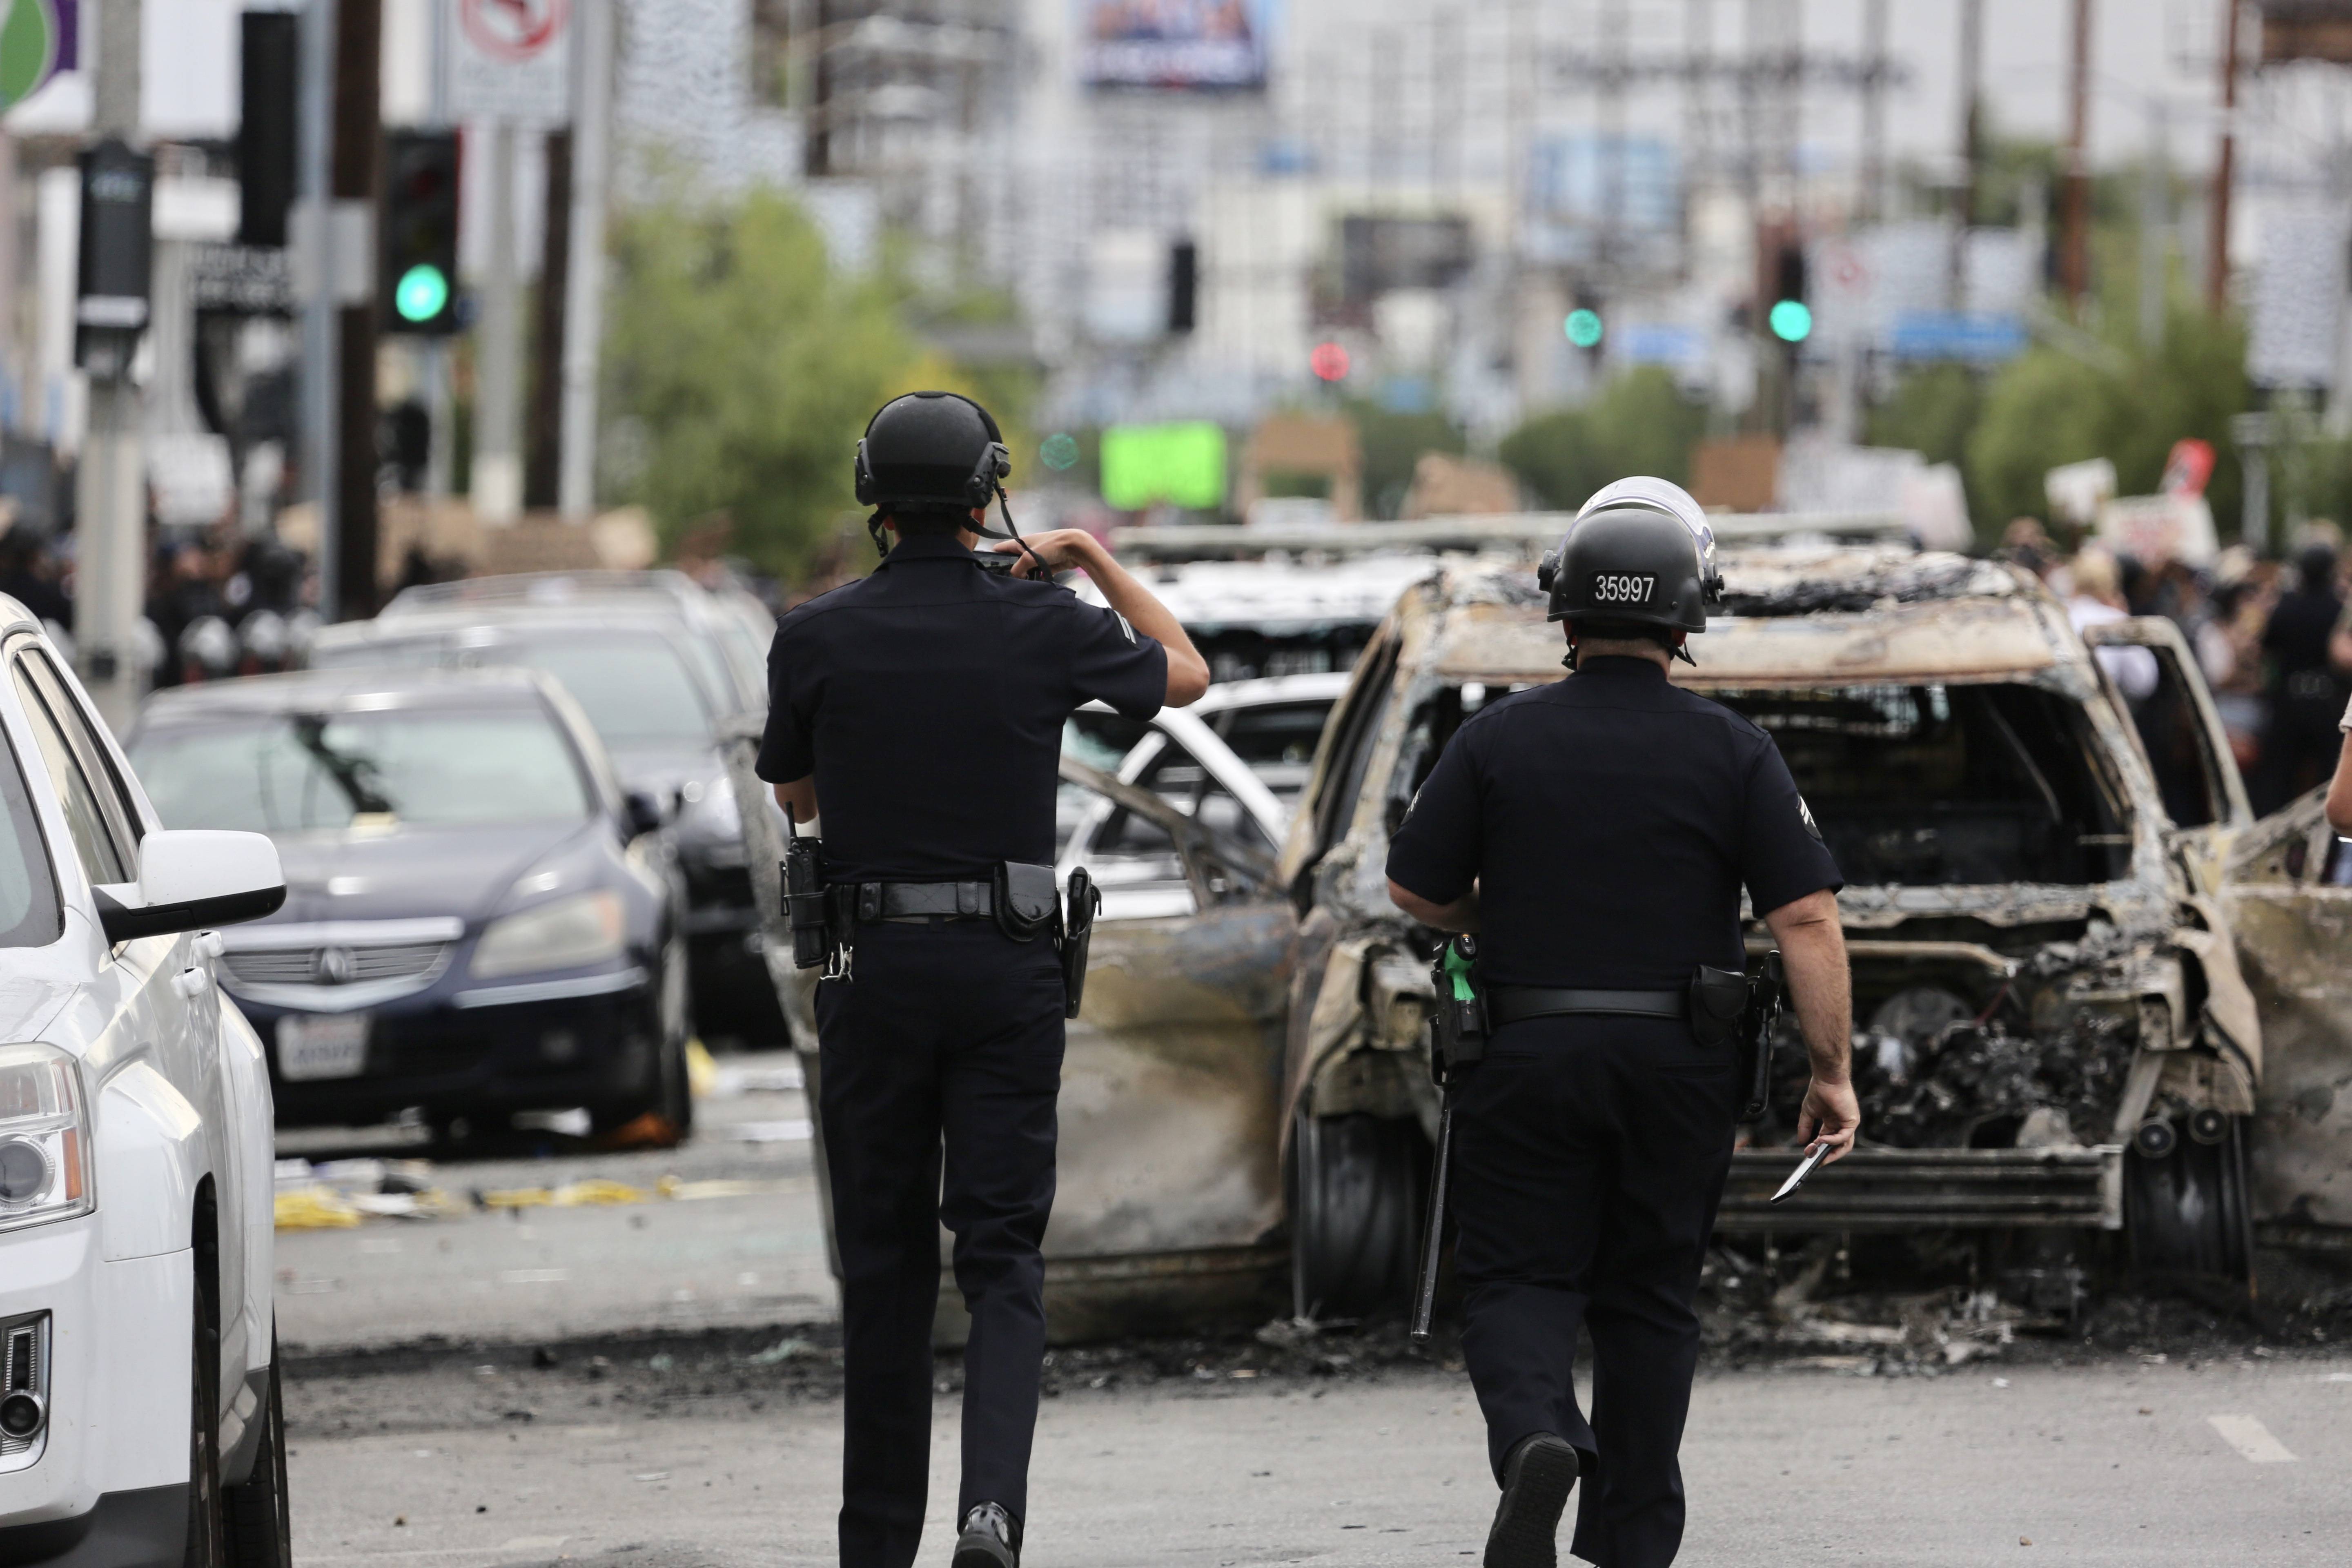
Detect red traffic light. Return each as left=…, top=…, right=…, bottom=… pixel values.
left=1309, top=342, right=1350, bottom=381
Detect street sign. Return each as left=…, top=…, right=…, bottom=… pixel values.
left=448, top=0, right=572, bottom=127
left=2247, top=208, right=2347, bottom=390
left=0, top=0, right=72, bottom=111
left=1888, top=312, right=2027, bottom=364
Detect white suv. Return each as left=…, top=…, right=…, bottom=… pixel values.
left=0, top=608, right=291, bottom=1568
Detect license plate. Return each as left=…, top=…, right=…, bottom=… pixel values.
left=277, top=1013, right=369, bottom=1081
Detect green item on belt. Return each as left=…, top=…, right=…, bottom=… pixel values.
left=1443, top=938, right=1478, bottom=1002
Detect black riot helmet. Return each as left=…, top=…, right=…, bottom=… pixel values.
left=854, top=391, right=1011, bottom=512
left=1537, top=477, right=1724, bottom=657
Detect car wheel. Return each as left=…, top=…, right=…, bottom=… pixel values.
left=1287, top=1107, right=1424, bottom=1321
left=183, top=1269, right=227, bottom=1568
left=2125, top=1111, right=2254, bottom=1282
left=223, top=1333, right=291, bottom=1568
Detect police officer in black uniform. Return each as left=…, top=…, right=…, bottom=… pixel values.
left=1384, top=478, right=1860, bottom=1568
left=757, top=392, right=1209, bottom=1568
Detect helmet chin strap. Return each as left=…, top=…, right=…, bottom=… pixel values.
left=971, top=483, right=1047, bottom=576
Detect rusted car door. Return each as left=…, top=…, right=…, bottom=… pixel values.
left=719, top=732, right=1299, bottom=1338
left=1038, top=757, right=1298, bottom=1335
left=2223, top=793, right=2352, bottom=1237
left=2080, top=617, right=2252, bottom=892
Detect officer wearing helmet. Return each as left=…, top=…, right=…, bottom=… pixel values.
left=1384, top=478, right=1858, bottom=1568
left=756, top=392, right=1210, bottom=1568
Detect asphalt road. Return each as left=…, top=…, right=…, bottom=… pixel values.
left=271, top=1051, right=2352, bottom=1565
left=274, top=1053, right=836, bottom=1349
left=285, top=1354, right=2352, bottom=1567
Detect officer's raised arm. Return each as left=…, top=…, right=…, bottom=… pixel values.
left=995, top=531, right=1210, bottom=707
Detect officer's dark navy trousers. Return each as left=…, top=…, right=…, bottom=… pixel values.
left=1449, top=1014, right=1738, bottom=1568
left=813, top=922, right=1066, bottom=1568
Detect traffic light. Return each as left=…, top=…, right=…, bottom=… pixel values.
left=381, top=130, right=460, bottom=335
left=1167, top=238, right=1197, bottom=335
left=1564, top=305, right=1604, bottom=351
left=76, top=139, right=153, bottom=381
left=1767, top=241, right=1811, bottom=343
left=238, top=11, right=297, bottom=248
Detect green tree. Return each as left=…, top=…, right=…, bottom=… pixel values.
left=1498, top=367, right=1709, bottom=510
left=1342, top=397, right=1467, bottom=518
left=1965, top=308, right=2249, bottom=543
left=1865, top=364, right=1980, bottom=470
left=603, top=187, right=914, bottom=578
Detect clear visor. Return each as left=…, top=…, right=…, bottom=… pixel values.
left=1576, top=477, right=1717, bottom=581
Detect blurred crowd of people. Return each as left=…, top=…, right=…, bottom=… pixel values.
left=0, top=516, right=321, bottom=693
left=2002, top=517, right=2352, bottom=820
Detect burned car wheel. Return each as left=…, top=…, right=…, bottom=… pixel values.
left=2125, top=1112, right=2254, bottom=1282
left=1287, top=1109, right=1423, bottom=1320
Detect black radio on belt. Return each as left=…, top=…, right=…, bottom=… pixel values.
left=782, top=806, right=833, bottom=971
left=1428, top=934, right=1488, bottom=1082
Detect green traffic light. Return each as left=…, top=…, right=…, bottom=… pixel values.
left=395, top=263, right=450, bottom=323
left=1564, top=308, right=1604, bottom=349
left=1768, top=298, right=1812, bottom=343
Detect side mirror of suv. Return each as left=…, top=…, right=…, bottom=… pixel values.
left=96, top=830, right=288, bottom=943
left=623, top=790, right=669, bottom=840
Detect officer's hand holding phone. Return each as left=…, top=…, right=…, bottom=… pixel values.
left=990, top=528, right=1099, bottom=578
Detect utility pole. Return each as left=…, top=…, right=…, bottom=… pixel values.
left=1858, top=0, right=1886, bottom=223
left=423, top=0, right=453, bottom=504
left=74, top=0, right=142, bottom=730
left=558, top=0, right=613, bottom=520
left=2209, top=0, right=2240, bottom=312
left=806, top=0, right=833, bottom=178
left=298, top=0, right=338, bottom=615
left=2058, top=0, right=2094, bottom=309
left=2139, top=99, right=2169, bottom=351
left=471, top=122, right=520, bottom=525
left=333, top=0, right=384, bottom=618
left=526, top=127, right=569, bottom=510
left=1951, top=0, right=1982, bottom=309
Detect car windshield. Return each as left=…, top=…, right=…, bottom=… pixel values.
left=131, top=708, right=594, bottom=833
left=1211, top=698, right=1334, bottom=805
left=316, top=628, right=716, bottom=747
left=0, top=723, right=60, bottom=947
left=1389, top=679, right=2134, bottom=887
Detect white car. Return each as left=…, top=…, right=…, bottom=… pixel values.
left=1060, top=675, right=1350, bottom=921
left=0, top=606, right=292, bottom=1568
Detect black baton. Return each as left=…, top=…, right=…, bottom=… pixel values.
left=1410, top=1089, right=1454, bottom=1345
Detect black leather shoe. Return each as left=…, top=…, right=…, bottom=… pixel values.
left=1483, top=1432, right=1579, bottom=1568
left=953, top=1501, right=1020, bottom=1568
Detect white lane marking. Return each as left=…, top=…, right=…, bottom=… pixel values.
left=2208, top=1414, right=2299, bottom=1463
left=498, top=1540, right=568, bottom=1555
left=497, top=1268, right=570, bottom=1285
left=2325, top=1372, right=2352, bottom=1383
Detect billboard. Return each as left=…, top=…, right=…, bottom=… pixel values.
left=1080, top=0, right=1271, bottom=90
left=1101, top=422, right=1228, bottom=511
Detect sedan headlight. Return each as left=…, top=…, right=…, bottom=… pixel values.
left=0, top=1044, right=92, bottom=1234
left=472, top=891, right=626, bottom=980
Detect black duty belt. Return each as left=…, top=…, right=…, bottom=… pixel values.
left=1487, top=986, right=1688, bottom=1027
left=848, top=880, right=997, bottom=924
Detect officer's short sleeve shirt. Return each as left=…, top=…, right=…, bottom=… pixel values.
left=755, top=535, right=1167, bottom=884
left=1384, top=656, right=1841, bottom=989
